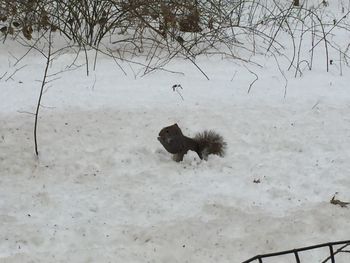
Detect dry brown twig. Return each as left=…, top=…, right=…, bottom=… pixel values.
left=330, top=194, right=350, bottom=208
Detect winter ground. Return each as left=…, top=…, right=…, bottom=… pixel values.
left=1, top=6, right=350, bottom=263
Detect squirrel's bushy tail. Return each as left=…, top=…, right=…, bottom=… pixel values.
left=194, top=130, right=226, bottom=160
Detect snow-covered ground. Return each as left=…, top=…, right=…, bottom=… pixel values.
left=1, top=3, right=350, bottom=263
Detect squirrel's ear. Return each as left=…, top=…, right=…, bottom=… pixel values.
left=174, top=123, right=179, bottom=127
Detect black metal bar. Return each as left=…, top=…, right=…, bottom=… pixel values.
left=321, top=243, right=350, bottom=263
left=329, top=245, right=335, bottom=263
left=294, top=250, right=300, bottom=263
left=258, top=258, right=262, bottom=263
left=242, top=240, right=350, bottom=263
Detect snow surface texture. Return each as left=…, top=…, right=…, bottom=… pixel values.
left=1, top=4, right=350, bottom=263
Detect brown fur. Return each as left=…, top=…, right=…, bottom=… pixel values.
left=158, top=123, right=226, bottom=162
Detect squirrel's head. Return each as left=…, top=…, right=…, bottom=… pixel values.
left=158, top=123, right=182, bottom=137
left=157, top=123, right=184, bottom=154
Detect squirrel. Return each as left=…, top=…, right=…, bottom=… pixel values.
left=157, top=123, right=226, bottom=162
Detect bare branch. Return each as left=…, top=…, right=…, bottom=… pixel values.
left=34, top=30, right=52, bottom=156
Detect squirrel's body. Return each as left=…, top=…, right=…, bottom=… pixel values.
left=158, top=123, right=226, bottom=162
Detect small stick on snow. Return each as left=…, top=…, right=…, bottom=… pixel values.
left=330, top=195, right=350, bottom=208
left=172, top=84, right=184, bottom=101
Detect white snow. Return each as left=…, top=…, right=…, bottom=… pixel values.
left=1, top=2, right=350, bottom=263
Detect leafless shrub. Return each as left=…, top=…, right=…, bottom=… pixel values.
left=1, top=0, right=350, bottom=78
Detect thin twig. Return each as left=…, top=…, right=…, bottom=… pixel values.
left=5, top=65, right=27, bottom=82
left=34, top=30, right=52, bottom=156
left=0, top=71, right=7, bottom=80
left=17, top=111, right=35, bottom=116
left=172, top=84, right=184, bottom=101
left=272, top=53, right=288, bottom=98
left=245, top=65, right=259, bottom=94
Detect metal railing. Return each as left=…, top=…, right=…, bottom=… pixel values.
left=242, top=240, right=350, bottom=263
